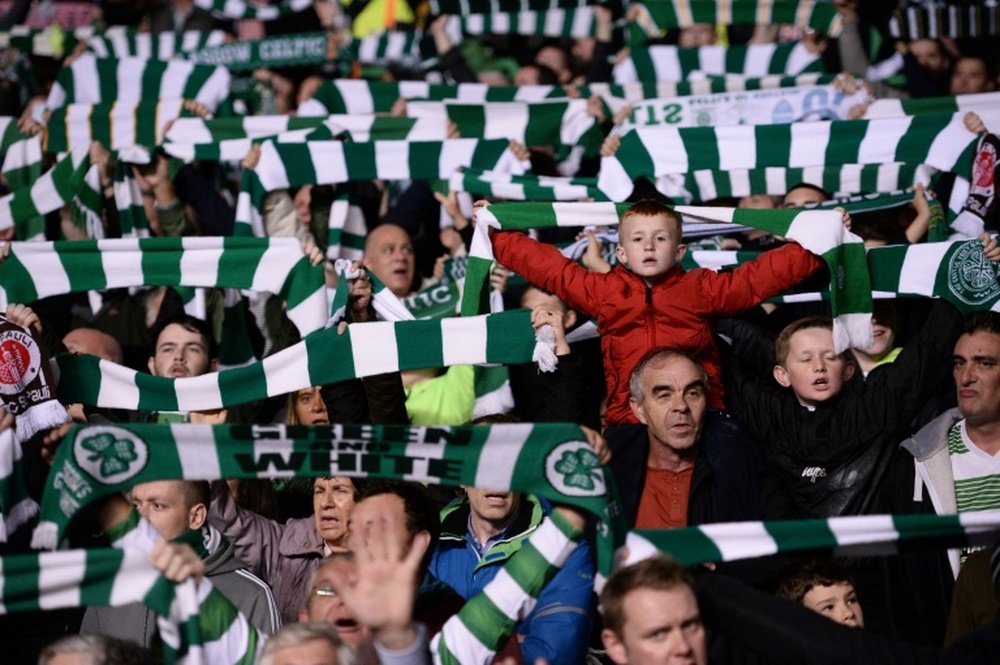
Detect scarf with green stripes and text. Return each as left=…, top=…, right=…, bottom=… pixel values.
left=449, top=168, right=607, bottom=202
left=598, top=111, right=984, bottom=201
left=465, top=202, right=872, bottom=352
left=0, top=146, right=91, bottom=240
left=0, top=237, right=328, bottom=336
left=45, top=54, right=231, bottom=112
left=298, top=74, right=837, bottom=115
left=33, top=422, right=625, bottom=578
left=613, top=42, right=825, bottom=84
left=185, top=32, right=330, bottom=71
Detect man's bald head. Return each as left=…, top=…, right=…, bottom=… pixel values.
left=63, top=328, right=123, bottom=364
left=363, top=224, right=416, bottom=298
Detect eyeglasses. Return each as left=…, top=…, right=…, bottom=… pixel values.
left=311, top=587, right=338, bottom=598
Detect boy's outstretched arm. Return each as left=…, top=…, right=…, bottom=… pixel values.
left=698, top=243, right=825, bottom=315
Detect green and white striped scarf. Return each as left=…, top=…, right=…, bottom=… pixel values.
left=659, top=162, right=934, bottom=204
left=447, top=7, right=595, bottom=38
left=35, top=422, right=624, bottom=578
left=87, top=28, right=227, bottom=59
left=428, top=0, right=585, bottom=13
left=0, top=146, right=91, bottom=239
left=598, top=111, right=981, bottom=201
left=162, top=115, right=445, bottom=163
left=466, top=202, right=872, bottom=352
left=628, top=0, right=843, bottom=42
left=0, top=237, right=328, bottom=335
left=449, top=168, right=607, bottom=202
left=45, top=100, right=185, bottom=153
left=194, top=0, right=312, bottom=20
left=185, top=32, right=329, bottom=71
left=625, top=510, right=1000, bottom=568
left=433, top=507, right=583, bottom=665
left=0, top=118, right=42, bottom=190
left=53, top=309, right=538, bottom=410
left=0, top=428, right=37, bottom=543
left=234, top=138, right=525, bottom=236
left=46, top=54, right=231, bottom=113
left=345, top=30, right=423, bottom=65
left=865, top=92, right=1000, bottom=122
left=405, top=98, right=601, bottom=151
left=0, top=119, right=44, bottom=241
left=6, top=517, right=259, bottom=664
left=889, top=3, right=1000, bottom=40
left=298, top=73, right=837, bottom=115
left=613, top=42, right=825, bottom=84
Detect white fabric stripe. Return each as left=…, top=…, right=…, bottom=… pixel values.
left=374, top=142, right=410, bottom=181
left=109, top=547, right=157, bottom=606
left=175, top=374, right=222, bottom=413
left=171, top=423, right=222, bottom=479
left=96, top=360, right=141, bottom=410
left=715, top=125, right=756, bottom=170
left=286, top=286, right=329, bottom=335
left=482, top=567, right=536, bottom=622
left=899, top=241, right=951, bottom=296
left=13, top=243, right=71, bottom=298
left=742, top=42, right=774, bottom=77
left=251, top=240, right=301, bottom=293
left=698, top=46, right=725, bottom=77
left=261, top=344, right=311, bottom=398
left=526, top=516, right=577, bottom=567
left=441, top=316, right=488, bottom=365
left=858, top=116, right=911, bottom=165
left=433, top=616, right=492, bottom=665
left=439, top=139, right=477, bottom=178
left=38, top=549, right=85, bottom=610
left=828, top=514, right=898, bottom=547
left=789, top=120, right=831, bottom=168
left=641, top=126, right=688, bottom=174
left=925, top=112, right=983, bottom=172
left=473, top=423, right=532, bottom=489
left=699, top=521, right=779, bottom=560
left=97, top=238, right=144, bottom=289
left=179, top=236, right=223, bottom=287
left=486, top=103, right=528, bottom=141
left=348, top=321, right=400, bottom=375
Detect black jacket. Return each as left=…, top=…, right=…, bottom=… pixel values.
left=605, top=411, right=789, bottom=529
left=720, top=300, right=963, bottom=518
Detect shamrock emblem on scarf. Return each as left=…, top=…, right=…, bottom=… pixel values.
left=553, top=448, right=601, bottom=491
left=80, top=433, right=140, bottom=478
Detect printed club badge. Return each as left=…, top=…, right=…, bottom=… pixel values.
left=0, top=327, right=41, bottom=396
left=545, top=440, right=606, bottom=497
left=72, top=425, right=150, bottom=485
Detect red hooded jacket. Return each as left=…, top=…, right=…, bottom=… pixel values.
left=491, top=230, right=824, bottom=424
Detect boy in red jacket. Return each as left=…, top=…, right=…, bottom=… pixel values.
left=487, top=199, right=824, bottom=425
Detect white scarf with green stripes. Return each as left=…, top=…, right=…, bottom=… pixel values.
left=613, top=42, right=825, bottom=84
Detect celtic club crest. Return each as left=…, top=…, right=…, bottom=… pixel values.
left=0, top=328, right=41, bottom=396
left=544, top=441, right=606, bottom=497
left=947, top=241, right=1000, bottom=307
left=72, top=425, right=149, bottom=485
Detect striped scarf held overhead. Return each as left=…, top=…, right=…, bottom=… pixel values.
left=162, top=116, right=447, bottom=163
left=0, top=237, right=328, bottom=336
left=45, top=54, right=231, bottom=112
left=613, top=42, right=826, bottom=84
left=53, top=309, right=539, bottom=412
left=627, top=0, right=844, bottom=43
left=598, top=111, right=991, bottom=201
left=0, top=146, right=92, bottom=240
left=405, top=98, right=601, bottom=151
left=865, top=91, right=1000, bottom=122
left=0, top=118, right=42, bottom=190
left=194, top=0, right=312, bottom=20
left=0, top=428, right=37, bottom=543
left=446, top=7, right=596, bottom=39
left=44, top=100, right=186, bottom=153
left=35, top=422, right=624, bottom=577
left=428, top=0, right=586, bottom=13
left=298, top=74, right=838, bottom=115
left=234, top=138, right=526, bottom=237
left=659, top=162, right=935, bottom=204
left=86, top=28, right=227, bottom=59
left=890, top=3, right=1000, bottom=40
left=466, top=202, right=872, bottom=353
left=449, top=168, right=607, bottom=202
